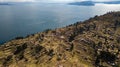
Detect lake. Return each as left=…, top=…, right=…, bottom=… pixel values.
left=0, top=3, right=120, bottom=44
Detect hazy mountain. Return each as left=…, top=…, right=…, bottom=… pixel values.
left=68, top=1, right=120, bottom=6
left=0, top=2, right=10, bottom=5
left=68, top=1, right=95, bottom=6
left=101, top=1, right=120, bottom=4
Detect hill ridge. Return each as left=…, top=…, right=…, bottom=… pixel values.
left=0, top=11, right=120, bottom=67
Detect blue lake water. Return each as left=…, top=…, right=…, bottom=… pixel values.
left=0, top=3, right=120, bottom=44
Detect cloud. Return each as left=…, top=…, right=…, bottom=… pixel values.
left=0, top=0, right=119, bottom=2
left=38, top=0, right=120, bottom=2
left=92, top=0, right=119, bottom=2
left=0, top=0, right=84, bottom=3
left=35, top=0, right=75, bottom=3
left=0, top=0, right=35, bottom=2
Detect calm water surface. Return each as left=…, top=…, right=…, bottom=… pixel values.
left=0, top=3, right=120, bottom=43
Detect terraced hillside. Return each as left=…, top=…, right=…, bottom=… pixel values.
left=0, top=12, right=120, bottom=67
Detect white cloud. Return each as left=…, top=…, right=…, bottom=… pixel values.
left=0, top=0, right=119, bottom=2
left=92, top=0, right=119, bottom=2
left=0, top=0, right=35, bottom=2
left=41, top=0, right=120, bottom=2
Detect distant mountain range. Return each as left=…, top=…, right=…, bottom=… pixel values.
left=69, top=1, right=95, bottom=6
left=100, top=1, right=120, bottom=4
left=68, top=1, right=120, bottom=6
left=0, top=3, right=11, bottom=5
left=0, top=2, right=34, bottom=5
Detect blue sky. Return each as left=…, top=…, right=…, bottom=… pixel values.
left=0, top=0, right=119, bottom=2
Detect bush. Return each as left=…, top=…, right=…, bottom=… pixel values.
left=115, top=63, right=120, bottom=67
left=44, top=29, right=51, bottom=33
left=15, top=36, right=24, bottom=40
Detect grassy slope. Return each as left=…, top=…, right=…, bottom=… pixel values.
left=0, top=12, right=120, bottom=67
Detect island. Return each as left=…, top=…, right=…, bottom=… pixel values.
left=68, top=1, right=95, bottom=6
left=101, top=1, right=120, bottom=4
left=0, top=3, right=11, bottom=5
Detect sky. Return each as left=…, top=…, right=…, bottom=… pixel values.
left=0, top=0, right=119, bottom=2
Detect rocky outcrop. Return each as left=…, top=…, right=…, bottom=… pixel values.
left=0, top=12, right=120, bottom=67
